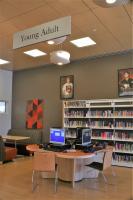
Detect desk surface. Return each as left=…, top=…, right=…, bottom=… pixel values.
left=56, top=150, right=94, bottom=159
left=2, top=135, right=30, bottom=141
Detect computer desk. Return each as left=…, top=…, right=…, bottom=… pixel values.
left=42, top=150, right=100, bottom=187
left=56, top=150, right=97, bottom=187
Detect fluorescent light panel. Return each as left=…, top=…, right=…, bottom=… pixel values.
left=106, top=0, right=116, bottom=4
left=0, top=59, right=9, bottom=65
left=24, top=49, right=47, bottom=57
left=70, top=37, right=96, bottom=47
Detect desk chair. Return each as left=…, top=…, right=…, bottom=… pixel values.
left=0, top=136, right=17, bottom=164
left=85, top=146, right=115, bottom=183
left=56, top=156, right=75, bottom=188
left=32, top=151, right=58, bottom=192
left=26, top=144, right=39, bottom=156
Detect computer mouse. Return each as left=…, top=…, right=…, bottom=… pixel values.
left=83, top=150, right=90, bottom=153
left=63, top=150, right=67, bottom=153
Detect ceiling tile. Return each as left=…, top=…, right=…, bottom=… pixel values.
left=92, top=6, right=132, bottom=49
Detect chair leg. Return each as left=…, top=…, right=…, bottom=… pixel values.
left=32, top=170, right=38, bottom=192
left=101, top=172, right=108, bottom=183
left=72, top=179, right=75, bottom=188
left=111, top=166, right=116, bottom=176
left=55, top=165, right=58, bottom=192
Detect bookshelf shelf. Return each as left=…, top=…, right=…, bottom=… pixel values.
left=91, top=126, right=114, bottom=130
left=92, top=137, right=133, bottom=143
left=64, top=116, right=133, bottom=119
left=112, top=161, right=133, bottom=168
left=92, top=137, right=113, bottom=141
left=113, top=150, right=133, bottom=154
left=114, top=138, right=133, bottom=142
left=63, top=98, right=133, bottom=168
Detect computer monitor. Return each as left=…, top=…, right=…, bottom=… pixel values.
left=50, top=128, right=65, bottom=145
left=76, top=128, right=92, bottom=146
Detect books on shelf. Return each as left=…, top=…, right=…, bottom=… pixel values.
left=115, top=142, right=133, bottom=153
left=114, top=110, right=133, bottom=117
left=92, top=130, right=113, bottom=139
left=114, top=131, right=133, bottom=141
left=63, top=98, right=133, bottom=167
left=113, top=153, right=133, bottom=163
left=115, top=120, right=133, bottom=128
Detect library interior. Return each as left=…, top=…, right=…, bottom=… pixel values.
left=0, top=0, right=132, bottom=200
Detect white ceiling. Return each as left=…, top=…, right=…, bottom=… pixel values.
left=0, top=0, right=132, bottom=71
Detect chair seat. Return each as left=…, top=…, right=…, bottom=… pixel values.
left=5, top=147, right=17, bottom=161
left=86, top=162, right=103, bottom=171
left=26, top=144, right=39, bottom=154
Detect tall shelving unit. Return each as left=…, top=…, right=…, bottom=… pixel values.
left=63, top=98, right=133, bottom=168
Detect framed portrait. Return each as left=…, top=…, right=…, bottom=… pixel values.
left=60, top=75, right=74, bottom=99
left=118, top=68, right=133, bottom=97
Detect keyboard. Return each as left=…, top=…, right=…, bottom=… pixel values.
left=44, top=147, right=64, bottom=152
left=65, top=149, right=76, bottom=153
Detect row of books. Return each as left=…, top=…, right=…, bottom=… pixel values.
left=64, top=119, right=89, bottom=127
left=64, top=120, right=133, bottom=129
left=91, top=121, right=113, bottom=128
left=114, top=132, right=133, bottom=140
left=113, top=154, right=133, bottom=162
left=64, top=110, right=86, bottom=117
left=115, top=143, right=133, bottom=152
left=64, top=120, right=113, bottom=128
left=92, top=131, right=133, bottom=140
left=86, top=110, right=113, bottom=117
left=114, top=110, right=133, bottom=117
left=115, top=121, right=133, bottom=128
left=64, top=110, right=133, bottom=118
left=92, top=131, right=113, bottom=139
left=64, top=101, right=86, bottom=107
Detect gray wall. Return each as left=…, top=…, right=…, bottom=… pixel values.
left=12, top=51, right=133, bottom=142
left=0, top=70, right=12, bottom=135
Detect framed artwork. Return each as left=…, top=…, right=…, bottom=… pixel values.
left=26, top=99, right=43, bottom=129
left=118, top=68, right=133, bottom=97
left=0, top=101, right=6, bottom=113
left=60, top=75, right=74, bottom=99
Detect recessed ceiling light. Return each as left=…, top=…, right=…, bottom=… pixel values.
left=47, top=40, right=55, bottom=45
left=24, top=49, right=47, bottom=57
left=56, top=51, right=70, bottom=59
left=106, top=0, right=116, bottom=4
left=57, top=62, right=63, bottom=66
left=0, top=59, right=10, bottom=65
left=47, top=36, right=67, bottom=45
left=50, top=51, right=70, bottom=65
left=70, top=37, right=96, bottom=47
left=93, top=0, right=129, bottom=7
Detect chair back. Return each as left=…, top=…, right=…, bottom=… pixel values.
left=103, top=147, right=113, bottom=170
left=0, top=136, right=5, bottom=161
left=33, top=151, right=56, bottom=172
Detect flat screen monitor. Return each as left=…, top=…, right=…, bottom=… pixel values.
left=76, top=128, right=92, bottom=146
left=50, top=128, right=65, bottom=145
left=0, top=101, right=6, bottom=113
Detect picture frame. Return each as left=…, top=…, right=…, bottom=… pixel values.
left=0, top=101, right=6, bottom=113
left=118, top=68, right=133, bottom=97
left=60, top=75, right=74, bottom=99
left=26, top=99, right=43, bottom=129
